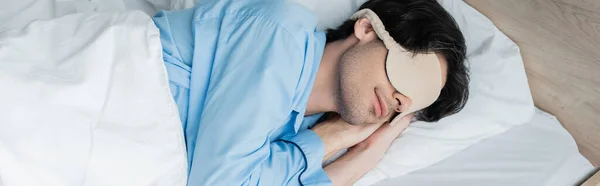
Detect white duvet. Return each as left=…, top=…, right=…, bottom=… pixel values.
left=0, top=11, right=187, bottom=186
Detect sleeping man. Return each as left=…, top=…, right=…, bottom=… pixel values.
left=153, top=0, right=468, bottom=185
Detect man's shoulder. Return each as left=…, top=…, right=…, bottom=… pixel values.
left=250, top=0, right=319, bottom=33
left=195, top=0, right=319, bottom=33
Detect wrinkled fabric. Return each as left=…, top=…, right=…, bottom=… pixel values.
left=0, top=11, right=187, bottom=186
left=152, top=0, right=330, bottom=185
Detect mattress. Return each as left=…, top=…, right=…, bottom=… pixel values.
left=374, top=109, right=594, bottom=186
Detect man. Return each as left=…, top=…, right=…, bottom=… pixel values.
left=153, top=0, right=468, bottom=185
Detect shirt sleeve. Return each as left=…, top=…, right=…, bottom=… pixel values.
left=186, top=13, right=331, bottom=186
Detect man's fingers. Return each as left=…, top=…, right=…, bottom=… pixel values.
left=386, top=114, right=413, bottom=136
left=390, top=114, right=413, bottom=127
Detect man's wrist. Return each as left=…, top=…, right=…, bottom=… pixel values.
left=311, top=126, right=342, bottom=159
left=324, top=144, right=380, bottom=186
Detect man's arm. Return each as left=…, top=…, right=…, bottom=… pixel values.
left=323, top=115, right=414, bottom=186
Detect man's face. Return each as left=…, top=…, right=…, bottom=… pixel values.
left=337, top=40, right=399, bottom=125
left=336, top=40, right=448, bottom=125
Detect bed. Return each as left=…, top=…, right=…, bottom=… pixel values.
left=0, top=0, right=598, bottom=185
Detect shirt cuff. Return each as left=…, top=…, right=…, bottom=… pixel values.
left=281, top=129, right=332, bottom=185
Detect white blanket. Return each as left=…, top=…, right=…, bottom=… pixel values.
left=0, top=11, right=187, bottom=186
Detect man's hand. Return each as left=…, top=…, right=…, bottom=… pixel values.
left=311, top=114, right=386, bottom=161
left=323, top=114, right=414, bottom=186
left=354, top=114, right=413, bottom=152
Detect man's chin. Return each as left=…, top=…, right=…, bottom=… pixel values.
left=340, top=113, right=379, bottom=125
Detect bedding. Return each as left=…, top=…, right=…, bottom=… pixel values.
left=0, top=0, right=590, bottom=186
left=0, top=11, right=187, bottom=186
left=373, top=109, right=595, bottom=186
left=0, top=0, right=55, bottom=29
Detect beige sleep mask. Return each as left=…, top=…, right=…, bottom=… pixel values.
left=351, top=9, right=443, bottom=123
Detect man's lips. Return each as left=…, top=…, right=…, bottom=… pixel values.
left=374, top=90, right=389, bottom=119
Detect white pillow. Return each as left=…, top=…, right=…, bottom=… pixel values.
left=293, top=0, right=535, bottom=185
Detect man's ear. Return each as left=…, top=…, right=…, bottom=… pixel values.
left=353, top=18, right=378, bottom=43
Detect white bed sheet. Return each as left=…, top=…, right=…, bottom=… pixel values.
left=0, top=0, right=54, bottom=30
left=374, top=109, right=594, bottom=186
left=0, top=0, right=159, bottom=31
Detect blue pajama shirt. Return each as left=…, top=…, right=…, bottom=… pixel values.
left=152, top=0, right=331, bottom=185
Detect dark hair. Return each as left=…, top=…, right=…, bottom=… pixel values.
left=327, top=0, right=469, bottom=122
